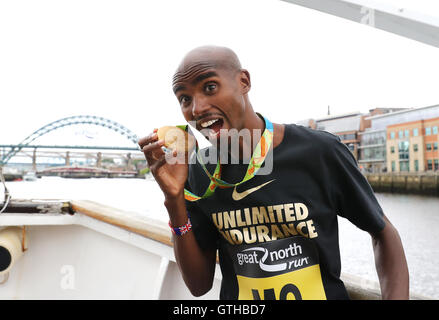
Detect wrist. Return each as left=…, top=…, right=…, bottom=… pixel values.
left=164, top=189, right=185, bottom=204
left=168, top=214, right=192, bottom=236
left=164, top=191, right=188, bottom=226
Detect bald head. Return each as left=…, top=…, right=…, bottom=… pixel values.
left=171, top=45, right=258, bottom=136
left=173, top=46, right=243, bottom=88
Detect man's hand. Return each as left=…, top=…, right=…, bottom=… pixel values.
left=372, top=215, right=409, bottom=299
left=138, top=130, right=216, bottom=297
left=138, top=129, right=189, bottom=200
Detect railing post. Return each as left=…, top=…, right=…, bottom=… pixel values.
left=65, top=151, right=70, bottom=166
left=96, top=152, right=102, bottom=168
left=125, top=153, right=132, bottom=171
left=32, top=148, right=37, bottom=171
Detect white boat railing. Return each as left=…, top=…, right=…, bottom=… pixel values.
left=0, top=199, right=431, bottom=300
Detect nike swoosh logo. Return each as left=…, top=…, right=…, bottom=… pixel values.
left=232, top=179, right=275, bottom=201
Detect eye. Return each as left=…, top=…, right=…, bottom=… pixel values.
left=179, top=95, right=191, bottom=106
left=204, top=82, right=217, bottom=93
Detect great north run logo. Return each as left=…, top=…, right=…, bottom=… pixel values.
left=236, top=242, right=311, bottom=273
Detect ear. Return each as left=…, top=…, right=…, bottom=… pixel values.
left=239, top=69, right=251, bottom=94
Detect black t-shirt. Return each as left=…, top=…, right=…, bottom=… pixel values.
left=185, top=124, right=385, bottom=300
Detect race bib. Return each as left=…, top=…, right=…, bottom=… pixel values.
left=226, top=237, right=327, bottom=300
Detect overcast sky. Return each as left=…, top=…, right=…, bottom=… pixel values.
left=1, top=0, right=438, bottom=147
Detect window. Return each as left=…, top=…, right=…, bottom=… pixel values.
left=398, top=141, right=409, bottom=159
left=404, top=129, right=409, bottom=138
left=435, top=159, right=439, bottom=171
left=433, top=126, right=438, bottom=135
left=427, top=160, right=433, bottom=170
left=426, top=127, right=431, bottom=135
left=398, top=130, right=404, bottom=139
left=434, top=142, right=438, bottom=151
left=339, top=134, right=356, bottom=141
left=399, top=161, right=409, bottom=172
left=390, top=146, right=395, bottom=153
left=362, top=146, right=385, bottom=161
left=426, top=143, right=432, bottom=151
left=391, top=161, right=396, bottom=172
left=413, top=128, right=419, bottom=136
left=361, top=131, right=386, bottom=146
left=413, top=144, right=418, bottom=152
left=390, top=131, right=395, bottom=139
left=414, top=159, right=419, bottom=172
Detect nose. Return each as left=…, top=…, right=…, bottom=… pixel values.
left=191, top=94, right=210, bottom=119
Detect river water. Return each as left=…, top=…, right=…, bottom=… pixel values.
left=3, top=176, right=438, bottom=299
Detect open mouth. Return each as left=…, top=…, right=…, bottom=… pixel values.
left=198, top=117, right=224, bottom=138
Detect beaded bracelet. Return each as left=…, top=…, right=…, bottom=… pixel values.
left=168, top=218, right=192, bottom=236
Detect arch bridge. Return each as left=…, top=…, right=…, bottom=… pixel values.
left=0, top=115, right=142, bottom=166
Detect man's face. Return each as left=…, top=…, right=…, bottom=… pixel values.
left=172, top=64, right=247, bottom=143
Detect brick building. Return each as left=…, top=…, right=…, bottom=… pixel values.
left=387, top=117, right=439, bottom=172
left=295, top=105, right=439, bottom=172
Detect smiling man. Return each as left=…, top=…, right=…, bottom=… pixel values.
left=138, top=45, right=409, bottom=300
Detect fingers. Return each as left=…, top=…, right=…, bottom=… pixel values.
left=149, top=155, right=168, bottom=173
left=138, top=130, right=165, bottom=164
left=137, top=129, right=158, bottom=149
left=138, top=129, right=189, bottom=169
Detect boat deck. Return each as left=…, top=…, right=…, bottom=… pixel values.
left=0, top=199, right=430, bottom=300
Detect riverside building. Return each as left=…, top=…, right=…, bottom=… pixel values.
left=303, top=108, right=400, bottom=166
left=313, top=112, right=368, bottom=160
left=358, top=108, right=407, bottom=173
left=387, top=116, right=439, bottom=173
left=297, top=105, right=439, bottom=173
left=362, top=104, right=439, bottom=173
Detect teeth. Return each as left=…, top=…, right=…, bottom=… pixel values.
left=201, top=118, right=219, bottom=128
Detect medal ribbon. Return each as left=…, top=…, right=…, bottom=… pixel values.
left=183, top=115, right=274, bottom=202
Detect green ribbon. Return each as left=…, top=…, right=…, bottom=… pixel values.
left=184, top=115, right=274, bottom=202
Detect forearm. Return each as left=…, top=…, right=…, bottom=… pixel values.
left=372, top=216, right=409, bottom=300
left=165, top=193, right=216, bottom=297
